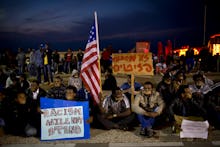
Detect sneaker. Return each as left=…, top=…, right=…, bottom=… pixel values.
left=139, top=128, right=146, bottom=136
left=146, top=128, right=154, bottom=138
left=171, top=125, right=176, bottom=133
left=119, top=124, right=129, bottom=131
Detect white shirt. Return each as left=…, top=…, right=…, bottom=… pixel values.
left=33, top=88, right=39, bottom=100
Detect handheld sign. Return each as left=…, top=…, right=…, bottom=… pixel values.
left=40, top=98, right=90, bottom=141
left=112, top=53, right=153, bottom=75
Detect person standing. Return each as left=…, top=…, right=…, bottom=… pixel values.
left=34, top=45, right=44, bottom=83
left=16, top=48, right=26, bottom=74
left=185, top=48, right=194, bottom=73
left=64, top=48, right=73, bottom=74
left=28, top=49, right=37, bottom=77
left=76, top=48, right=84, bottom=72
left=101, top=48, right=111, bottom=73
left=43, top=43, right=53, bottom=84
left=52, top=50, right=60, bottom=74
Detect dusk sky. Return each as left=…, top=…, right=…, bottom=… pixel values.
left=0, top=0, right=219, bottom=53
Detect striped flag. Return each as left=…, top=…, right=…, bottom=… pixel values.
left=80, top=14, right=101, bottom=104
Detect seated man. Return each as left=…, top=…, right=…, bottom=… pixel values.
left=102, top=68, right=117, bottom=91
left=204, top=85, right=220, bottom=129
left=189, top=73, right=212, bottom=107
left=96, top=87, right=136, bottom=130
left=196, top=70, right=214, bottom=87
left=47, top=76, right=66, bottom=99
left=64, top=85, right=94, bottom=124
left=156, top=73, right=174, bottom=126
left=169, top=85, right=207, bottom=133
left=189, top=73, right=211, bottom=95
left=4, top=90, right=37, bottom=137
left=68, top=69, right=82, bottom=91
left=120, top=75, right=142, bottom=103
left=26, top=79, right=47, bottom=136
left=132, top=81, right=165, bottom=137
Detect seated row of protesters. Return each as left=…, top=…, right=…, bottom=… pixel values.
left=1, top=66, right=220, bottom=139
left=99, top=73, right=214, bottom=138
left=1, top=76, right=161, bottom=138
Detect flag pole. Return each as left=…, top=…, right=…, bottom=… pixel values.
left=94, top=11, right=103, bottom=95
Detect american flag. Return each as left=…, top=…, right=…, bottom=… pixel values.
left=80, top=23, right=101, bottom=104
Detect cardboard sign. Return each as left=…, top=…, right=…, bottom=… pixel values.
left=40, top=98, right=90, bottom=141
left=180, top=119, right=209, bottom=139
left=112, top=53, right=153, bottom=75
left=136, top=42, right=150, bottom=53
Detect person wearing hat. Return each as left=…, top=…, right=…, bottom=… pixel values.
left=68, top=69, right=82, bottom=91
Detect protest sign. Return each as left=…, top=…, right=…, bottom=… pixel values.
left=136, top=41, right=150, bottom=53
left=180, top=119, right=209, bottom=139
left=40, top=98, right=90, bottom=141
left=112, top=53, right=153, bottom=75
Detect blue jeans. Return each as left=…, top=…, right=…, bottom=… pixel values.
left=137, top=114, right=155, bottom=129
left=43, top=64, right=53, bottom=82
left=77, top=61, right=82, bottom=71
left=64, top=61, right=71, bottom=73
left=36, top=65, right=42, bottom=83
left=18, top=64, right=25, bottom=74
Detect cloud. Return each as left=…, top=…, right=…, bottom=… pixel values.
left=101, top=27, right=192, bottom=40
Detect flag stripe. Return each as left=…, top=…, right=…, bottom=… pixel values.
left=81, top=68, right=100, bottom=104
left=80, top=21, right=101, bottom=105
left=81, top=43, right=98, bottom=72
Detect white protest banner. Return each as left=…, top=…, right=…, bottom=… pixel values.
left=180, top=119, right=209, bottom=139
left=40, top=98, right=90, bottom=141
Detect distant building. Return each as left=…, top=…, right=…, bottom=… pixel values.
left=173, top=45, right=200, bottom=56
left=208, top=33, right=220, bottom=56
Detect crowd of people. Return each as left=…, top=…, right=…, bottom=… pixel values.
left=0, top=44, right=220, bottom=139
